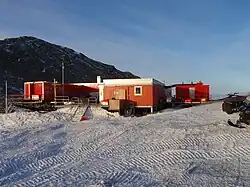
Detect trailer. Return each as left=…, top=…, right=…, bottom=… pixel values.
left=165, top=81, right=210, bottom=106
left=99, top=78, right=166, bottom=116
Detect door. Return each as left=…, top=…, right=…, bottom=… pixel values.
left=115, top=89, right=126, bottom=100
left=189, top=87, right=195, bottom=100
left=34, top=82, right=44, bottom=100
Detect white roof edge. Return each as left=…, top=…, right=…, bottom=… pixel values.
left=102, top=78, right=165, bottom=86
left=103, top=78, right=149, bottom=81
left=24, top=82, right=34, bottom=84
left=68, top=82, right=98, bottom=84
left=33, top=81, right=46, bottom=83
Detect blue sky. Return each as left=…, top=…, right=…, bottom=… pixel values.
left=1, top=0, right=250, bottom=94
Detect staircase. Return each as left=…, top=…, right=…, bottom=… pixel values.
left=71, top=104, right=89, bottom=122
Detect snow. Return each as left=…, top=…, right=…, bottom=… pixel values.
left=0, top=102, right=250, bottom=186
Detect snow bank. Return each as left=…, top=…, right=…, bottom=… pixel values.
left=0, top=105, right=121, bottom=129
left=1, top=102, right=250, bottom=186
left=88, top=105, right=121, bottom=119
left=0, top=110, right=72, bottom=129
left=57, top=105, right=121, bottom=121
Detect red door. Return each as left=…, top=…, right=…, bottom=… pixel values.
left=34, top=82, right=44, bottom=100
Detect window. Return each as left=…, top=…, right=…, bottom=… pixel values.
left=134, top=86, right=142, bottom=96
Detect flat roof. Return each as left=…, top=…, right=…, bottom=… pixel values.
left=165, top=82, right=208, bottom=88
left=102, top=78, right=165, bottom=86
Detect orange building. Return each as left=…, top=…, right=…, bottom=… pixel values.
left=99, top=78, right=166, bottom=113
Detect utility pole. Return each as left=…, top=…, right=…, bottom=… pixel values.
left=54, top=78, right=57, bottom=105
left=62, top=62, right=64, bottom=85
left=62, top=61, right=65, bottom=97
left=5, top=80, right=7, bottom=114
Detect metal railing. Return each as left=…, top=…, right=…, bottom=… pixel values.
left=88, top=97, right=98, bottom=105
left=71, top=97, right=81, bottom=104
left=53, top=96, right=70, bottom=105
left=8, top=94, right=24, bottom=102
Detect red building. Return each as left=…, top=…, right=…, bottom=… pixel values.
left=99, top=78, right=166, bottom=113
left=23, top=81, right=98, bottom=103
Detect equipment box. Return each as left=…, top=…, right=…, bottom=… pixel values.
left=108, top=99, right=126, bottom=111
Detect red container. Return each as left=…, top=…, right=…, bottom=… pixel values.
left=171, top=82, right=210, bottom=103
left=194, top=83, right=209, bottom=101
left=30, top=81, right=47, bottom=100
left=24, top=82, right=34, bottom=100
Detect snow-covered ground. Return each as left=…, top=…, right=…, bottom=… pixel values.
left=0, top=102, right=250, bottom=186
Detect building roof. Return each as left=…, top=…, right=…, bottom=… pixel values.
left=165, top=82, right=208, bottom=88
left=102, top=78, right=165, bottom=86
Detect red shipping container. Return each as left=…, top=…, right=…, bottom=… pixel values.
left=24, top=82, right=34, bottom=100
left=169, top=82, right=210, bottom=103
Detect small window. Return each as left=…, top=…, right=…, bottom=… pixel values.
left=134, top=86, right=142, bottom=96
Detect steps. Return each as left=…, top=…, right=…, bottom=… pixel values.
left=71, top=104, right=89, bottom=122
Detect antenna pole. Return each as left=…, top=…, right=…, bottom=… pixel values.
left=5, top=80, right=8, bottom=114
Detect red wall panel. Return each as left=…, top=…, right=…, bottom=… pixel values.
left=104, top=85, right=154, bottom=106
left=175, top=84, right=210, bottom=102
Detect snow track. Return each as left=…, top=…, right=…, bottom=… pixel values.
left=1, top=102, right=250, bottom=186
left=94, top=132, right=250, bottom=160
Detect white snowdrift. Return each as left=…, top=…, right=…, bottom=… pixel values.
left=0, top=102, right=249, bottom=187
left=0, top=105, right=120, bottom=129
left=0, top=110, right=71, bottom=129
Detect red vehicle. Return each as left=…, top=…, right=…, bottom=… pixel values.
left=165, top=81, right=210, bottom=105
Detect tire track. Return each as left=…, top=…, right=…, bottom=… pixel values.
left=87, top=146, right=250, bottom=185
left=0, top=122, right=133, bottom=186
left=179, top=158, right=239, bottom=186
left=0, top=138, right=66, bottom=184
left=21, top=145, right=250, bottom=187
left=15, top=163, right=157, bottom=187
left=0, top=127, right=59, bottom=167
left=4, top=134, right=249, bottom=186
left=121, top=146, right=250, bottom=185
left=149, top=146, right=250, bottom=167
left=4, top=121, right=149, bottom=186
left=95, top=132, right=250, bottom=160
left=0, top=143, right=98, bottom=186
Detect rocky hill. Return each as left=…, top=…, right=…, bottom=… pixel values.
left=0, top=36, right=139, bottom=112
left=0, top=36, right=139, bottom=93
